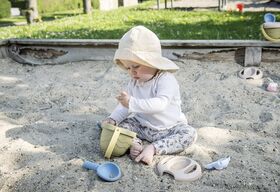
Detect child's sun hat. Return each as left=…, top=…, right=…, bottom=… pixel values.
left=113, top=25, right=179, bottom=72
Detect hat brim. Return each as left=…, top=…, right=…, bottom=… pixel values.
left=114, top=48, right=179, bottom=72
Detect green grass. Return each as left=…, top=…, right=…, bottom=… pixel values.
left=0, top=16, right=26, bottom=26
left=0, top=1, right=278, bottom=40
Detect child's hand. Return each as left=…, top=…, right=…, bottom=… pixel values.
left=116, top=91, right=130, bottom=108
left=101, top=118, right=116, bottom=127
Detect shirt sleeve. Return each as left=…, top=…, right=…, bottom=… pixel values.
left=129, top=73, right=179, bottom=114
left=109, top=104, right=129, bottom=124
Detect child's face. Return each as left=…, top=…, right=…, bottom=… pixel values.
left=121, top=60, right=158, bottom=82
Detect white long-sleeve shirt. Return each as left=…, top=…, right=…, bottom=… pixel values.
left=110, top=72, right=187, bottom=131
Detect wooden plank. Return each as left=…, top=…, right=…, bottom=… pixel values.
left=244, top=47, right=262, bottom=66
left=0, top=40, right=8, bottom=58
left=8, top=39, right=120, bottom=47
left=0, top=46, right=7, bottom=58
left=0, top=40, right=8, bottom=46
left=7, top=39, right=280, bottom=48
left=4, top=39, right=280, bottom=66
left=160, top=40, right=280, bottom=48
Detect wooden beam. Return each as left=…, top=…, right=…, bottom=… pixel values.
left=5, top=39, right=280, bottom=66
left=244, top=47, right=262, bottom=66
left=7, top=39, right=280, bottom=48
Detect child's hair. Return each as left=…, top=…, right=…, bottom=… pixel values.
left=113, top=26, right=179, bottom=72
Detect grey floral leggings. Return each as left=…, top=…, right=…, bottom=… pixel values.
left=118, top=117, right=197, bottom=155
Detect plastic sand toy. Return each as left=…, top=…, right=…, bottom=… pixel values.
left=100, top=124, right=137, bottom=158
left=156, top=156, right=202, bottom=182
left=82, top=160, right=121, bottom=182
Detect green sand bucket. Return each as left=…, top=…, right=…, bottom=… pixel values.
left=100, top=124, right=137, bottom=159
left=261, top=23, right=280, bottom=42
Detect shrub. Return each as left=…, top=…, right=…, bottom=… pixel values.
left=9, top=0, right=26, bottom=9
left=0, top=0, right=11, bottom=18
left=38, top=0, right=83, bottom=14
left=10, top=0, right=85, bottom=15
left=9, top=0, right=100, bottom=16
left=37, top=0, right=100, bottom=13
left=92, top=0, right=100, bottom=9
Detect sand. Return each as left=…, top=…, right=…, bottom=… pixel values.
left=0, top=51, right=279, bottom=192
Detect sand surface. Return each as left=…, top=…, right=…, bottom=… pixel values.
left=0, top=52, right=279, bottom=192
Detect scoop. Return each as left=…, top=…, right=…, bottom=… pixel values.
left=82, top=160, right=121, bottom=182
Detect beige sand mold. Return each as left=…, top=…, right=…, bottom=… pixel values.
left=238, top=67, right=263, bottom=80
left=156, top=156, right=202, bottom=182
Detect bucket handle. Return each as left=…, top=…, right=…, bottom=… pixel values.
left=104, top=127, right=121, bottom=158
left=260, top=24, right=280, bottom=42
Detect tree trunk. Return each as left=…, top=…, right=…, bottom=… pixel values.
left=26, top=0, right=39, bottom=24
left=83, top=0, right=92, bottom=14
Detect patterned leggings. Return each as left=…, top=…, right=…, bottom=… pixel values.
left=118, top=117, right=197, bottom=155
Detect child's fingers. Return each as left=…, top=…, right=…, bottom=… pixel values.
left=101, top=118, right=116, bottom=126
left=131, top=147, right=142, bottom=154
left=120, top=91, right=128, bottom=97
left=130, top=150, right=140, bottom=156
left=116, top=95, right=123, bottom=101
left=135, top=153, right=144, bottom=162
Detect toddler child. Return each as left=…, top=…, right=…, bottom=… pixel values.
left=102, top=26, right=197, bottom=165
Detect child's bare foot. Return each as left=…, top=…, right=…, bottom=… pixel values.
left=130, top=140, right=143, bottom=160
left=135, top=144, right=155, bottom=165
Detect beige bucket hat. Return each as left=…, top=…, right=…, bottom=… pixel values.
left=114, top=25, right=179, bottom=72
